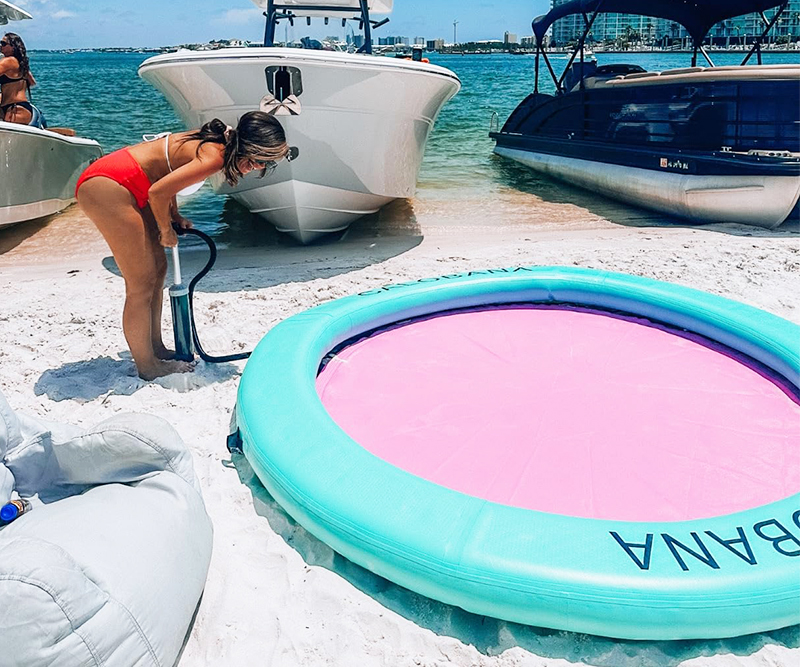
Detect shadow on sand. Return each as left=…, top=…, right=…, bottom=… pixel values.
left=100, top=198, right=424, bottom=293
left=230, top=452, right=800, bottom=665
left=35, top=354, right=240, bottom=402
left=489, top=155, right=800, bottom=238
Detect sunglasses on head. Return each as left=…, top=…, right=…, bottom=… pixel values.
left=0, top=41, right=8, bottom=47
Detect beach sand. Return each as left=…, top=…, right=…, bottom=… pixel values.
left=1, top=195, right=798, bottom=666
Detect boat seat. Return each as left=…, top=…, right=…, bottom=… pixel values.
left=571, top=75, right=622, bottom=91
left=608, top=65, right=800, bottom=87
left=623, top=71, right=661, bottom=80
left=569, top=63, right=647, bottom=92
left=660, top=67, right=706, bottom=76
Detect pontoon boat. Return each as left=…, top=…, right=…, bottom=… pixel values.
left=491, top=0, right=800, bottom=229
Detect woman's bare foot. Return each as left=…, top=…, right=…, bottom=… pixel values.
left=153, top=345, right=177, bottom=360
left=138, top=359, right=195, bottom=381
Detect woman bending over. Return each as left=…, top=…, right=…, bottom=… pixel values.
left=76, top=111, right=290, bottom=380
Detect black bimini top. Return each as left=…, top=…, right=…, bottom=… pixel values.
left=533, top=0, right=787, bottom=44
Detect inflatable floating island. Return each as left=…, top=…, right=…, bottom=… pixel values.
left=235, top=267, right=800, bottom=640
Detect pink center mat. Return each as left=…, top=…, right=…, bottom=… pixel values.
left=316, top=306, right=800, bottom=521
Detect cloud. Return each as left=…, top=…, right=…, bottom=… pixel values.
left=51, top=9, right=76, bottom=20
left=217, top=8, right=262, bottom=25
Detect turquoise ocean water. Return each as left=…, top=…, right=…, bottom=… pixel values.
left=27, top=50, right=799, bottom=242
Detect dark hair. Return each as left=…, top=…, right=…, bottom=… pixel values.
left=2, top=33, right=29, bottom=79
left=181, top=111, right=288, bottom=186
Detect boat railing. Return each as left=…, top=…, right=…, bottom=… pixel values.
left=489, top=111, right=499, bottom=133
left=529, top=1, right=791, bottom=96
left=261, top=0, right=389, bottom=54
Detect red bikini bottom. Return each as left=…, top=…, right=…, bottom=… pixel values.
left=75, top=148, right=152, bottom=209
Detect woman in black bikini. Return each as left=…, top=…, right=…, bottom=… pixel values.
left=0, top=32, right=36, bottom=125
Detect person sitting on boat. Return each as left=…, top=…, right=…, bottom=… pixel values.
left=0, top=32, right=36, bottom=125
left=76, top=112, right=293, bottom=380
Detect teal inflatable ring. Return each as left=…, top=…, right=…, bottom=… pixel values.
left=236, top=266, right=800, bottom=640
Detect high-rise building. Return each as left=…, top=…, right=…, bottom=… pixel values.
left=426, top=38, right=445, bottom=51
left=504, top=31, right=518, bottom=45
left=709, top=1, right=800, bottom=44
left=548, top=0, right=800, bottom=45
left=549, top=4, right=658, bottom=46
left=414, top=37, right=426, bottom=45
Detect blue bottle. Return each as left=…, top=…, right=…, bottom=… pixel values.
left=0, top=499, right=31, bottom=524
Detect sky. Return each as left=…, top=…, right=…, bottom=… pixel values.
left=8, top=0, right=553, bottom=49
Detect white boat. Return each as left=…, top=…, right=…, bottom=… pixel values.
left=139, top=0, right=460, bottom=243
left=0, top=1, right=102, bottom=228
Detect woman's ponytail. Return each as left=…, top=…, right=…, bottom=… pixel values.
left=180, top=118, right=241, bottom=184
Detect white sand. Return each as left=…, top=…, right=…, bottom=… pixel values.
left=1, top=203, right=798, bottom=666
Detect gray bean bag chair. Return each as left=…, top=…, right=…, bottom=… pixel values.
left=0, top=391, right=213, bottom=667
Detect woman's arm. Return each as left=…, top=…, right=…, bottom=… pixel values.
left=169, top=196, right=192, bottom=230
left=0, top=57, right=17, bottom=76
left=148, top=147, right=223, bottom=246
left=26, top=72, right=36, bottom=88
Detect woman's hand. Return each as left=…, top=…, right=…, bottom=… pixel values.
left=172, top=214, right=194, bottom=231
left=159, top=226, right=179, bottom=248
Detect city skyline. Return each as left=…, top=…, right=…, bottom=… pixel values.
left=8, top=0, right=798, bottom=50
left=6, top=0, right=551, bottom=50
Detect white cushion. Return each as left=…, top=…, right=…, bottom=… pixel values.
left=0, top=393, right=19, bottom=504
left=0, top=393, right=213, bottom=667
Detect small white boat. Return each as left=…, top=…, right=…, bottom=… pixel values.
left=0, top=122, right=102, bottom=228
left=139, top=0, right=460, bottom=243
left=0, top=1, right=102, bottom=229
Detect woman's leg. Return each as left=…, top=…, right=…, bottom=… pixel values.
left=4, top=104, right=32, bottom=125
left=77, top=177, right=194, bottom=380
left=142, top=206, right=174, bottom=359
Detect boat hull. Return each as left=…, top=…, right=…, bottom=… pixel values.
left=0, top=122, right=102, bottom=228
left=495, top=146, right=800, bottom=228
left=233, top=179, right=393, bottom=243
left=139, top=48, right=460, bottom=243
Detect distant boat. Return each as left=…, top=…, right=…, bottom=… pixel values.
left=491, top=0, right=800, bottom=229
left=0, top=0, right=101, bottom=228
left=139, top=0, right=460, bottom=243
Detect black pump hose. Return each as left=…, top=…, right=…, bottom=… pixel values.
left=176, top=227, right=251, bottom=363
